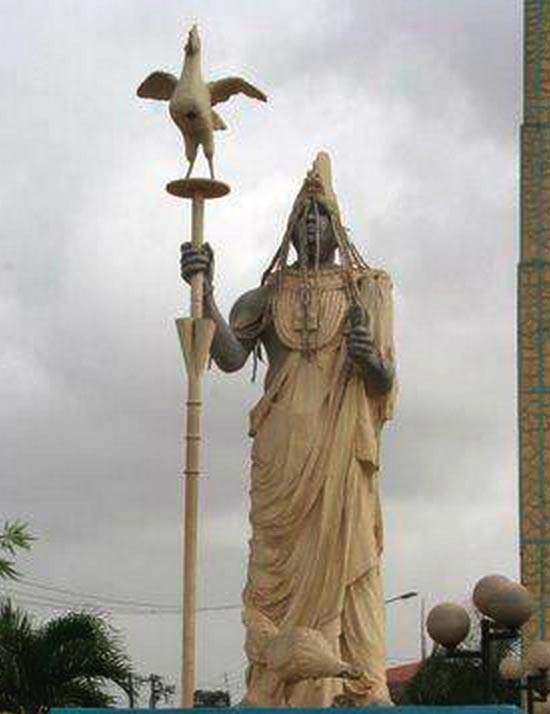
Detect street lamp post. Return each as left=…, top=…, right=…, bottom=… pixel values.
left=500, top=641, right=550, bottom=714
left=385, top=590, right=418, bottom=605
left=385, top=590, right=427, bottom=661
left=427, top=575, right=536, bottom=705
left=420, top=596, right=427, bottom=660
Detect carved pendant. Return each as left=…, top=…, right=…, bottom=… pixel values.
left=271, top=269, right=349, bottom=352
left=292, top=288, right=319, bottom=333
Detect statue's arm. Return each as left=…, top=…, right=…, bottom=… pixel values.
left=356, top=342, right=395, bottom=395
left=203, top=289, right=259, bottom=372
left=347, top=272, right=396, bottom=396
left=347, top=318, right=394, bottom=393
left=180, top=241, right=265, bottom=373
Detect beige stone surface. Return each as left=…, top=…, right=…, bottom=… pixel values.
left=264, top=628, right=362, bottom=684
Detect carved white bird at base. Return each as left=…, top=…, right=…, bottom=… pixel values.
left=137, top=25, right=267, bottom=179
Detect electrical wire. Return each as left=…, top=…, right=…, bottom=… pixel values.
left=17, top=577, right=179, bottom=609
left=6, top=576, right=242, bottom=614
left=11, top=577, right=418, bottom=614
left=3, top=590, right=243, bottom=615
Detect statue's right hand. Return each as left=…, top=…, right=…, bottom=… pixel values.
left=180, top=242, right=214, bottom=286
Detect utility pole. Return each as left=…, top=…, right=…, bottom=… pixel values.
left=148, top=674, right=162, bottom=709
left=420, top=597, right=427, bottom=660
left=145, top=673, right=176, bottom=709
left=128, top=673, right=135, bottom=707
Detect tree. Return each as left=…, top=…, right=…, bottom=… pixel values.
left=401, top=648, right=521, bottom=706
left=401, top=614, right=521, bottom=707
left=0, top=599, right=135, bottom=712
left=400, top=650, right=485, bottom=705
left=194, top=689, right=231, bottom=708
left=0, top=521, right=33, bottom=580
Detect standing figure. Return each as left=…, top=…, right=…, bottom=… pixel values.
left=180, top=152, right=397, bottom=707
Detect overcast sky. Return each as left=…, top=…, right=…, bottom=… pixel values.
left=1, top=0, right=522, bottom=705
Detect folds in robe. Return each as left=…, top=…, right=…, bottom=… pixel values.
left=231, top=266, right=396, bottom=705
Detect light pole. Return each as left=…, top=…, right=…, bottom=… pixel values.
left=385, top=590, right=427, bottom=661
left=385, top=590, right=418, bottom=605
left=426, top=575, right=535, bottom=705
left=420, top=596, right=427, bottom=660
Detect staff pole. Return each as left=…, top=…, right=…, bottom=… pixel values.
left=170, top=177, right=230, bottom=707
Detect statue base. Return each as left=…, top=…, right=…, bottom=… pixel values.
left=166, top=177, right=231, bottom=200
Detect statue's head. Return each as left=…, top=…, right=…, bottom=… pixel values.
left=261, top=152, right=369, bottom=284
left=290, top=198, right=337, bottom=266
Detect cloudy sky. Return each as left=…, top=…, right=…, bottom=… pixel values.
left=1, top=0, right=522, bottom=705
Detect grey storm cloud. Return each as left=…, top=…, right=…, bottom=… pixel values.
left=1, top=0, right=521, bottom=701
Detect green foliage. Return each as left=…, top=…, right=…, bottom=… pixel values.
left=401, top=607, right=522, bottom=706
left=0, top=521, right=34, bottom=580
left=400, top=652, right=482, bottom=705
left=0, top=599, right=135, bottom=713
left=401, top=646, right=521, bottom=706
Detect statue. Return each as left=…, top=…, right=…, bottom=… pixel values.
left=137, top=25, right=267, bottom=179
left=180, top=151, right=397, bottom=707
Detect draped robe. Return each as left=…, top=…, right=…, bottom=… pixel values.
left=233, top=266, right=396, bottom=707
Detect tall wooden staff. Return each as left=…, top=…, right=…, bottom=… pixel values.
left=171, top=178, right=229, bottom=707
left=136, top=22, right=266, bottom=707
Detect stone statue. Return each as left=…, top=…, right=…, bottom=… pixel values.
left=180, top=152, right=397, bottom=707
left=137, top=25, right=267, bottom=179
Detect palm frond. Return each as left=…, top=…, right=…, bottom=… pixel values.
left=0, top=521, right=34, bottom=553
left=0, top=559, right=19, bottom=580
left=38, top=611, right=133, bottom=700
left=56, top=677, right=115, bottom=707
left=0, top=600, right=134, bottom=709
left=0, top=521, right=34, bottom=582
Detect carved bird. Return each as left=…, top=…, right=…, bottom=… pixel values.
left=264, top=627, right=362, bottom=684
left=137, top=25, right=267, bottom=179
left=243, top=609, right=362, bottom=685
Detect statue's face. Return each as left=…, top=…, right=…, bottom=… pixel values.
left=291, top=199, right=337, bottom=265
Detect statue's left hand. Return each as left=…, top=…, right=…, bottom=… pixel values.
left=347, top=323, right=377, bottom=366
left=346, top=306, right=377, bottom=367
left=346, top=304, right=394, bottom=394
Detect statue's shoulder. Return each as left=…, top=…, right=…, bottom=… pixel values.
left=229, top=284, right=271, bottom=337
left=357, top=267, right=393, bottom=290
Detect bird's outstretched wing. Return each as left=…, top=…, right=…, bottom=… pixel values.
left=137, top=71, right=177, bottom=101
left=208, top=77, right=268, bottom=106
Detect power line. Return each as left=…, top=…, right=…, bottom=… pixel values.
left=198, top=662, right=248, bottom=694
left=3, top=589, right=244, bottom=615
left=18, top=577, right=179, bottom=610
left=12, top=577, right=421, bottom=616
left=10, top=577, right=242, bottom=613
left=198, top=661, right=247, bottom=686
left=1, top=590, right=162, bottom=615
